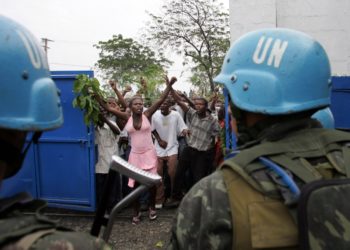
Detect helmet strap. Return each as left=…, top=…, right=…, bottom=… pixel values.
left=21, top=132, right=42, bottom=157
left=1, top=131, right=42, bottom=178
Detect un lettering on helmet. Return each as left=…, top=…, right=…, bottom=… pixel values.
left=253, top=36, right=288, bottom=68
left=16, top=29, right=49, bottom=70
left=214, top=28, right=331, bottom=115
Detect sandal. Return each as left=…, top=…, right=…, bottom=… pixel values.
left=132, top=212, right=141, bottom=225
left=149, top=208, right=157, bottom=221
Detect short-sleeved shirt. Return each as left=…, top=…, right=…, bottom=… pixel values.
left=95, top=118, right=119, bottom=174
left=151, top=110, right=188, bottom=157
left=186, top=107, right=219, bottom=151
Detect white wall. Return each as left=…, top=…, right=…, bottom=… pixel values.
left=229, top=0, right=350, bottom=75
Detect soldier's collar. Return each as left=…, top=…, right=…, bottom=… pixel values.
left=238, top=118, right=321, bottom=150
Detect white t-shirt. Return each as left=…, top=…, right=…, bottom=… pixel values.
left=151, top=110, right=188, bottom=157
left=95, top=118, right=120, bottom=174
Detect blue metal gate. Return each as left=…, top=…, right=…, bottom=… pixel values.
left=330, top=76, right=350, bottom=130
left=0, top=70, right=97, bottom=212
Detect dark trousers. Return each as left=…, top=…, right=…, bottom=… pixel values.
left=120, top=145, right=132, bottom=197
left=95, top=173, right=122, bottom=211
left=177, top=136, right=187, bottom=157
left=172, top=146, right=215, bottom=198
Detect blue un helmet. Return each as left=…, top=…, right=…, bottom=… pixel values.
left=0, top=15, right=63, bottom=131
left=214, top=28, right=331, bottom=115
left=312, top=107, right=334, bottom=129
left=0, top=15, right=63, bottom=178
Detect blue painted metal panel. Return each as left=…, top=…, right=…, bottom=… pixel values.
left=330, top=76, right=350, bottom=130
left=0, top=70, right=96, bottom=212
left=44, top=74, right=92, bottom=139
left=42, top=70, right=96, bottom=211
left=37, top=141, right=92, bottom=206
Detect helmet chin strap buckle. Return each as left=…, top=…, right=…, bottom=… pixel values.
left=21, top=131, right=42, bottom=156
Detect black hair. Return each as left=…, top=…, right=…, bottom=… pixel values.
left=194, top=97, right=208, bottom=108
left=128, top=95, right=143, bottom=108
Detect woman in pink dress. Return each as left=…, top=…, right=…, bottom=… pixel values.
left=98, top=76, right=176, bottom=224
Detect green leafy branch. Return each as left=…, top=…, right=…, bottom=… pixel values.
left=72, top=74, right=107, bottom=125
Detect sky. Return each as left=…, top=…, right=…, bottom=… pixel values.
left=0, top=0, right=198, bottom=93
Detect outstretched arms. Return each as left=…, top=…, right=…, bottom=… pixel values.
left=171, top=88, right=192, bottom=113
left=94, top=94, right=130, bottom=121
left=109, top=80, right=128, bottom=109
left=100, top=114, right=120, bottom=135
left=144, top=76, right=177, bottom=119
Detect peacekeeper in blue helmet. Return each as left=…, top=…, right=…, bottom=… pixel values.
left=168, top=28, right=350, bottom=249
left=0, top=15, right=111, bottom=249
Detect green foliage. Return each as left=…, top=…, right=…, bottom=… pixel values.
left=72, top=74, right=107, bottom=126
left=100, top=83, right=116, bottom=98
left=145, top=0, right=230, bottom=92
left=94, top=34, right=171, bottom=91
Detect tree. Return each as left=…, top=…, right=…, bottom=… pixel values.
left=146, top=0, right=230, bottom=93
left=94, top=34, right=171, bottom=103
left=72, top=74, right=107, bottom=125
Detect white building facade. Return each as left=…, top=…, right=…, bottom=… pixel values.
left=229, top=0, right=350, bottom=75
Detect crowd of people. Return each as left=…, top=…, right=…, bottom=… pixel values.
left=93, top=76, right=224, bottom=224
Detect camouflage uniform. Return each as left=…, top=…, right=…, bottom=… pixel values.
left=0, top=192, right=112, bottom=250
left=168, top=171, right=232, bottom=249
left=168, top=119, right=350, bottom=249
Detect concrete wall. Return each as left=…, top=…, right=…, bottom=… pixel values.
left=229, top=0, right=350, bottom=75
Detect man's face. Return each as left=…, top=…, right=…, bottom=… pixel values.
left=160, top=101, right=171, bottom=115
left=0, top=128, right=27, bottom=181
left=194, top=99, right=207, bottom=114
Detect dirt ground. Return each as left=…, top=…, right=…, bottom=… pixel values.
left=46, top=207, right=176, bottom=250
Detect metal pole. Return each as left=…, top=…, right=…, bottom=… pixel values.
left=102, top=185, right=149, bottom=242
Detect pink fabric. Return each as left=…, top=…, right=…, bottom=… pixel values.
left=125, top=114, right=158, bottom=187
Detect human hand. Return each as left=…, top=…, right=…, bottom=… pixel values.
left=118, top=136, right=128, bottom=147
left=181, top=129, right=191, bottom=137
left=164, top=75, right=177, bottom=87
left=169, top=76, right=177, bottom=86
left=125, top=85, right=132, bottom=92
left=158, top=139, right=168, bottom=149
left=109, top=79, right=117, bottom=89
